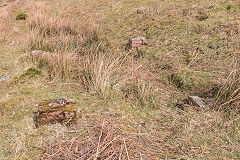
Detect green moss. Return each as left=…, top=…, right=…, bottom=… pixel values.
left=171, top=69, right=213, bottom=91
left=23, top=68, right=41, bottom=77
left=12, top=68, right=41, bottom=83
left=16, top=13, right=27, bottom=20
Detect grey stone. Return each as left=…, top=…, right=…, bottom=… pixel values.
left=0, top=75, right=10, bottom=82
left=188, top=96, right=207, bottom=108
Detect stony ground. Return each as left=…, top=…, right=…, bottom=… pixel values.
left=0, top=0, right=240, bottom=159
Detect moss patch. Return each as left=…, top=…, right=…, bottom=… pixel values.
left=16, top=13, right=27, bottom=20
left=171, top=69, right=214, bottom=91
left=12, top=68, right=41, bottom=83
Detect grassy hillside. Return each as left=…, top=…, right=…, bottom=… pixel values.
left=0, top=0, right=239, bottom=159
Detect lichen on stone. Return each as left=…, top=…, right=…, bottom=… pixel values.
left=34, top=98, right=77, bottom=127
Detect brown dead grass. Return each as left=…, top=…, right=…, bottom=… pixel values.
left=41, top=119, right=158, bottom=160
left=213, top=58, right=240, bottom=112
left=0, top=0, right=240, bottom=159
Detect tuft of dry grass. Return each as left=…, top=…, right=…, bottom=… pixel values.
left=78, top=52, right=124, bottom=98
left=26, top=4, right=99, bottom=54
left=25, top=1, right=156, bottom=99
left=214, top=58, right=240, bottom=112
left=25, top=2, right=126, bottom=97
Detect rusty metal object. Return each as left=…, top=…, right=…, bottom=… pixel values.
left=33, top=98, right=77, bottom=127
left=129, top=37, right=148, bottom=48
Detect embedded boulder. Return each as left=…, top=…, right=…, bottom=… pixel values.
left=33, top=98, right=77, bottom=127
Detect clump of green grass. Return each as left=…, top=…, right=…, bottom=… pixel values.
left=16, top=12, right=27, bottom=20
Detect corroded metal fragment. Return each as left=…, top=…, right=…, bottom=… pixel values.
left=33, top=98, right=77, bottom=127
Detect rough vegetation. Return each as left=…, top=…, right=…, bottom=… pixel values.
left=16, top=12, right=27, bottom=20
left=0, top=0, right=240, bottom=159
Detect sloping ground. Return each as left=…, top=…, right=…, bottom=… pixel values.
left=0, top=0, right=240, bottom=159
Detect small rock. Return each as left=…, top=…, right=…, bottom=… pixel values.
left=188, top=96, right=207, bottom=109
left=129, top=37, right=148, bottom=48
left=0, top=75, right=10, bottom=82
